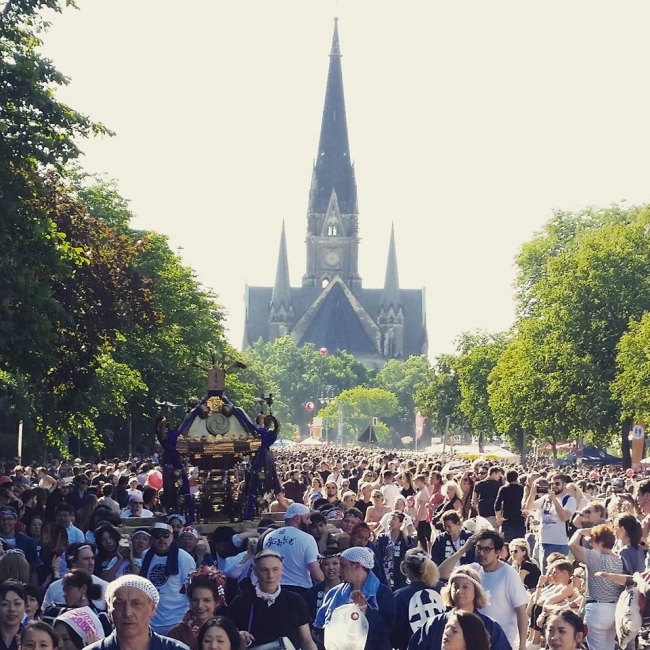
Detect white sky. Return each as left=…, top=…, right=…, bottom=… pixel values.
left=41, top=1, right=650, bottom=358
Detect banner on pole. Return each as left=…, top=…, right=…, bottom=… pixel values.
left=415, top=412, right=426, bottom=440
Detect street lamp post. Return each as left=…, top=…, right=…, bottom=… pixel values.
left=319, top=385, right=335, bottom=444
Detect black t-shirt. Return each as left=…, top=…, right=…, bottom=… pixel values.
left=494, top=482, right=525, bottom=522
left=228, top=589, right=311, bottom=649
left=521, top=559, right=541, bottom=590
left=474, top=478, right=502, bottom=517
left=354, top=499, right=371, bottom=517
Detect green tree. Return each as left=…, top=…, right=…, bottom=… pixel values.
left=494, top=203, right=650, bottom=463
left=246, top=337, right=371, bottom=436
left=414, top=354, right=466, bottom=439
left=318, top=387, right=398, bottom=446
left=454, top=333, right=506, bottom=440
left=612, top=313, right=650, bottom=424
left=374, top=355, right=430, bottom=438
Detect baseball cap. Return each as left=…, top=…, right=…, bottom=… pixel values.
left=283, top=503, right=310, bottom=519
left=0, top=476, right=12, bottom=485
left=612, top=478, right=626, bottom=489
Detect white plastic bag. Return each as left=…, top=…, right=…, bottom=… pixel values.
left=324, top=603, right=369, bottom=650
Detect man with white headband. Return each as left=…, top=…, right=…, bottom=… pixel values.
left=314, top=546, right=396, bottom=650
left=85, top=575, right=190, bottom=650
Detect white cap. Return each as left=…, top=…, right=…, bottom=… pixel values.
left=284, top=503, right=310, bottom=519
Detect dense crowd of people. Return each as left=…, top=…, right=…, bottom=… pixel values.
left=0, top=448, right=648, bottom=650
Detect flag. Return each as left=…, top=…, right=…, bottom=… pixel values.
left=415, top=411, right=426, bottom=440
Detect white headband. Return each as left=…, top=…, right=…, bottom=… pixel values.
left=449, top=570, right=483, bottom=590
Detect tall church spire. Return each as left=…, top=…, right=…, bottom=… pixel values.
left=270, top=221, right=292, bottom=314
left=381, top=223, right=401, bottom=311
left=308, top=17, right=358, bottom=217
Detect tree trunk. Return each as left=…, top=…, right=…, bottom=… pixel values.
left=622, top=417, right=632, bottom=469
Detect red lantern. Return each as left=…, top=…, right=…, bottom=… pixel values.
left=305, top=401, right=315, bottom=412
left=319, top=347, right=328, bottom=356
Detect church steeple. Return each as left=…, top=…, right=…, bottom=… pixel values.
left=378, top=224, right=404, bottom=359
left=269, top=222, right=293, bottom=339
left=303, top=19, right=361, bottom=290
left=307, top=17, right=358, bottom=218
left=381, top=223, right=401, bottom=312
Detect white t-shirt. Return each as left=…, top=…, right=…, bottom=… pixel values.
left=43, top=575, right=108, bottom=611
left=263, top=526, right=319, bottom=589
left=469, top=561, right=529, bottom=648
left=146, top=548, right=196, bottom=634
left=381, top=483, right=401, bottom=510
left=534, top=494, right=576, bottom=545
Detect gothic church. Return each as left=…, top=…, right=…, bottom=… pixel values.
left=243, top=20, right=428, bottom=368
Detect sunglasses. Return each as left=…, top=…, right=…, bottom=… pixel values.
left=151, top=531, right=171, bottom=539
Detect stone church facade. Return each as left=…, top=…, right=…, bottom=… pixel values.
left=243, top=20, right=428, bottom=368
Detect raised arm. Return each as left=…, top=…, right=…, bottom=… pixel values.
left=438, top=535, right=476, bottom=580
left=568, top=528, right=587, bottom=562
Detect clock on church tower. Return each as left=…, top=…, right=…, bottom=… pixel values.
left=324, top=250, right=341, bottom=267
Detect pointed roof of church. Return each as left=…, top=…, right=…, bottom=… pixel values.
left=308, top=18, right=358, bottom=216
left=270, top=221, right=292, bottom=311
left=381, top=223, right=401, bottom=311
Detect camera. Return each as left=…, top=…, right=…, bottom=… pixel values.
left=536, top=484, right=548, bottom=494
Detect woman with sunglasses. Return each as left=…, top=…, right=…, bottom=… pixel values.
left=365, top=491, right=391, bottom=531
left=509, top=537, right=541, bottom=590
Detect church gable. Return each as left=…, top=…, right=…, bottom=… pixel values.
left=292, top=278, right=379, bottom=355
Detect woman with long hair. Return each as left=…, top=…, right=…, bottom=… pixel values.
left=37, top=522, right=68, bottom=589
left=399, top=471, right=416, bottom=498
left=74, top=496, right=98, bottom=534
left=615, top=513, right=645, bottom=574
left=391, top=549, right=442, bottom=650
left=167, top=569, right=227, bottom=650
left=304, top=477, right=324, bottom=507
left=92, top=524, right=122, bottom=579
left=509, top=537, right=541, bottom=590
left=408, top=566, right=510, bottom=650
left=457, top=472, right=476, bottom=520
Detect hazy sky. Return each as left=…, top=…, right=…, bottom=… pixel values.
left=41, top=2, right=650, bottom=358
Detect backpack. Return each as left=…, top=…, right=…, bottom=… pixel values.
left=560, top=494, right=573, bottom=538
left=615, top=571, right=650, bottom=647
